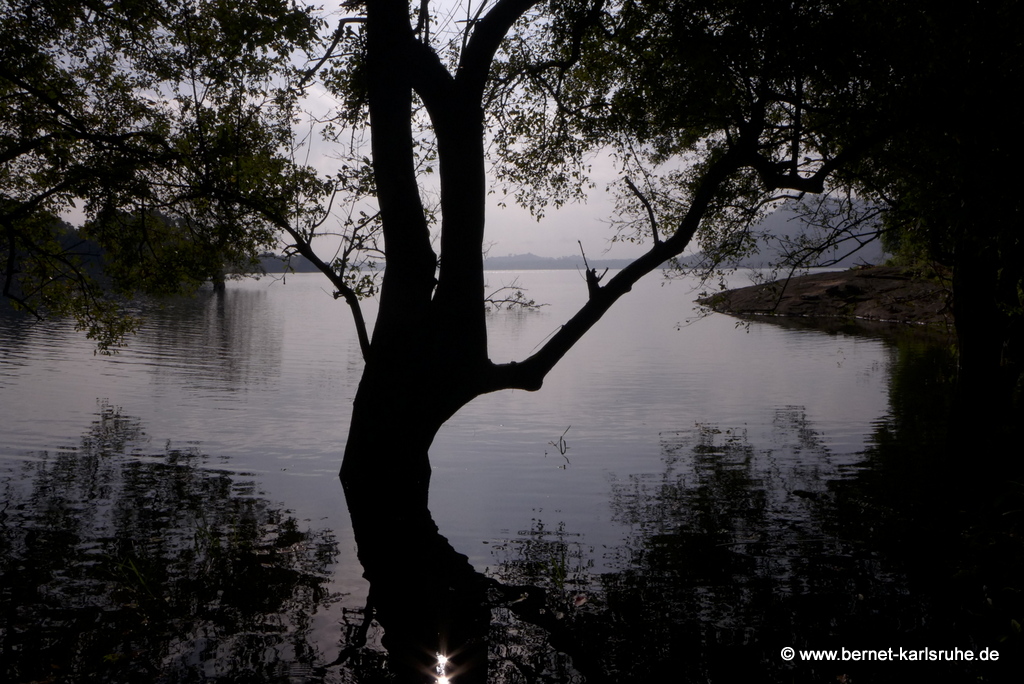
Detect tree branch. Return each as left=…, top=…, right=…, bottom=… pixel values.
left=236, top=199, right=372, bottom=360
left=282, top=222, right=372, bottom=361
left=522, top=0, right=607, bottom=74
left=624, top=176, right=660, bottom=244
left=458, top=0, right=541, bottom=94
left=297, top=17, right=367, bottom=88
left=0, top=68, right=169, bottom=157
left=578, top=240, right=607, bottom=298
left=483, top=147, right=746, bottom=393
left=364, top=0, right=438, bottom=332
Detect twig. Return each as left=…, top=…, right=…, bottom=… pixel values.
left=578, top=241, right=607, bottom=299
left=624, top=176, right=660, bottom=244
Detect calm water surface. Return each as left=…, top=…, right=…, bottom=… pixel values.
left=1, top=270, right=1016, bottom=682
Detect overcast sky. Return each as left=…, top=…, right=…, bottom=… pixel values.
left=299, top=0, right=650, bottom=261
left=299, top=107, right=643, bottom=263
left=299, top=102, right=642, bottom=262
left=59, top=2, right=648, bottom=261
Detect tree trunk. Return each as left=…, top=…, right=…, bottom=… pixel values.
left=952, top=238, right=1006, bottom=404
left=342, top=431, right=491, bottom=683
left=340, top=348, right=497, bottom=681
left=948, top=203, right=1021, bottom=450
left=946, top=126, right=1023, bottom=426
left=341, top=384, right=617, bottom=683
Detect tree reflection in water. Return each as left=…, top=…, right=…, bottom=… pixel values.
left=3, top=337, right=1020, bottom=683
left=482, top=338, right=1021, bottom=683
left=344, top=334, right=1019, bottom=683
left=343, top=474, right=613, bottom=684
left=0, top=403, right=357, bottom=683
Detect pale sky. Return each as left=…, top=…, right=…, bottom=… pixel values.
left=299, top=0, right=650, bottom=261
left=299, top=98, right=642, bottom=261
left=61, top=1, right=649, bottom=261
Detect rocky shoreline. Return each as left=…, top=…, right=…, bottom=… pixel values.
left=697, top=266, right=952, bottom=328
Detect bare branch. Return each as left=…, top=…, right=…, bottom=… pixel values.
left=578, top=240, right=607, bottom=299
left=484, top=277, right=545, bottom=311
left=414, top=0, right=430, bottom=42
left=236, top=198, right=372, bottom=360
left=483, top=147, right=746, bottom=393
left=624, top=177, right=660, bottom=244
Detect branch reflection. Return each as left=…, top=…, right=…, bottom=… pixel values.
left=0, top=403, right=342, bottom=683
left=344, top=471, right=611, bottom=684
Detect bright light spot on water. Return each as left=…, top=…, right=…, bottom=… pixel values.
left=435, top=652, right=450, bottom=682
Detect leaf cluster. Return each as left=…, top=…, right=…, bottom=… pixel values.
left=1, top=0, right=324, bottom=349
left=485, top=0, right=897, bottom=271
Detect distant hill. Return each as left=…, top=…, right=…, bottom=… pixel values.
left=716, top=203, right=887, bottom=269
left=256, top=252, right=636, bottom=273
left=481, top=204, right=885, bottom=272
left=482, top=253, right=634, bottom=271
left=258, top=204, right=887, bottom=275
left=256, top=253, right=321, bottom=273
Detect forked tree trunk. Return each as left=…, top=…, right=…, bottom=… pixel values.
left=337, top=1, right=846, bottom=678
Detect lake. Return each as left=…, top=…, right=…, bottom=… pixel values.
left=1, top=269, right=1018, bottom=682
